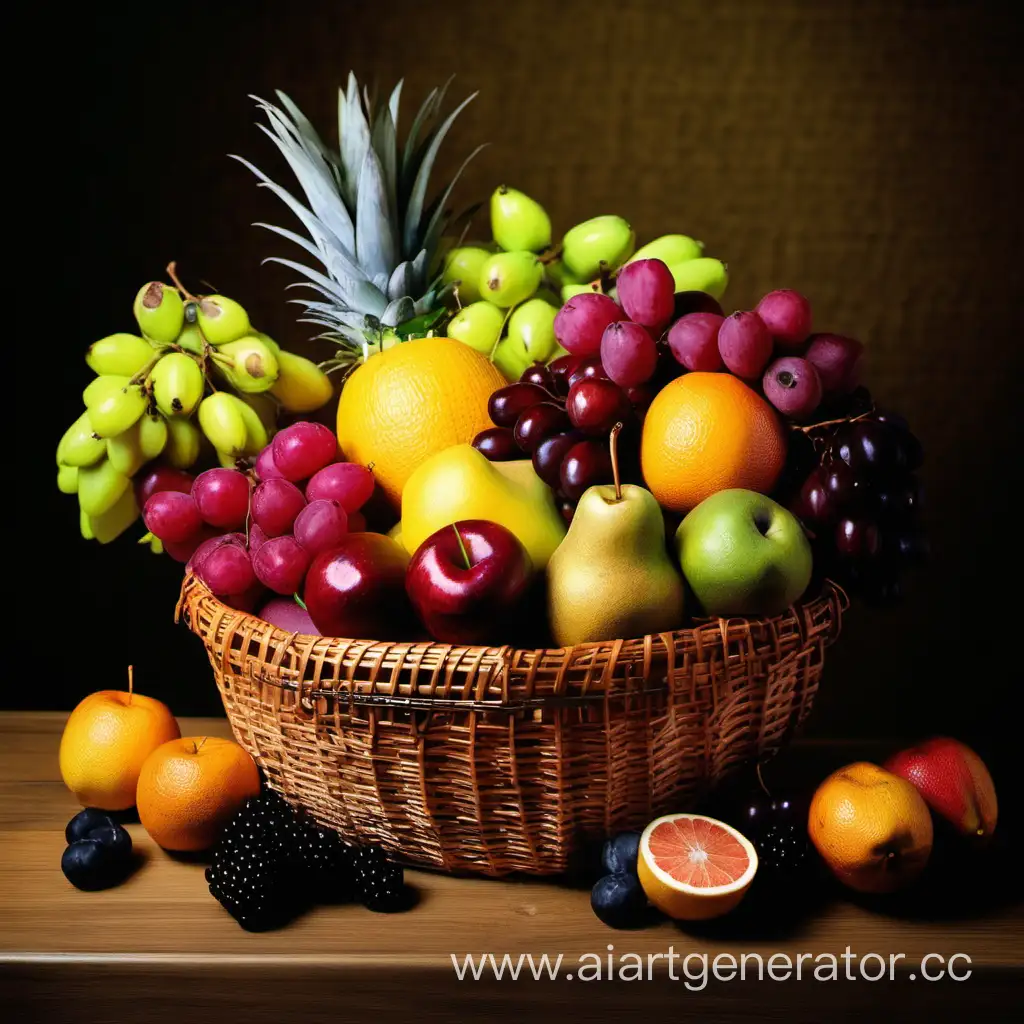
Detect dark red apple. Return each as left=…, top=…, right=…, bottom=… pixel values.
left=884, top=737, right=998, bottom=842
left=303, top=533, right=412, bottom=640
left=405, top=520, right=533, bottom=645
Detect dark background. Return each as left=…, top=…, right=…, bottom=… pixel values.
left=23, top=0, right=1022, bottom=745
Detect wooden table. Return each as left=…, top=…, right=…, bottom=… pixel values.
left=2, top=713, right=1020, bottom=1022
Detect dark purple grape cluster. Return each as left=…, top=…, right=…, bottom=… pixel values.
left=472, top=357, right=651, bottom=522
left=791, top=409, right=927, bottom=602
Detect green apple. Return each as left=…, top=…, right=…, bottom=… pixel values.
left=675, top=489, right=812, bottom=616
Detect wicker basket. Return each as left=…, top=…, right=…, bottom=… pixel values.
left=178, top=573, right=846, bottom=876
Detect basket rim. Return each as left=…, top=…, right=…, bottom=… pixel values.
left=177, top=570, right=848, bottom=681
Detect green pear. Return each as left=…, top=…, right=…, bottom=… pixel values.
left=667, top=257, right=728, bottom=300
left=442, top=246, right=491, bottom=304
left=479, top=251, right=543, bottom=307
left=561, top=215, right=635, bottom=280
left=491, top=185, right=552, bottom=253
left=628, top=234, right=704, bottom=267
left=560, top=282, right=600, bottom=303
left=507, top=298, right=557, bottom=362
left=547, top=482, right=685, bottom=646
left=491, top=335, right=533, bottom=381
left=675, top=489, right=812, bottom=616
left=400, top=445, right=566, bottom=569
left=448, top=300, right=506, bottom=355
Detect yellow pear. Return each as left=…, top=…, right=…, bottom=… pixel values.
left=547, top=481, right=685, bottom=646
left=400, top=445, right=566, bottom=568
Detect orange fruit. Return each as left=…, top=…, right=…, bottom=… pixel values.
left=336, top=337, right=505, bottom=506
left=136, top=736, right=261, bottom=851
left=59, top=682, right=180, bottom=811
left=808, top=761, right=933, bottom=894
left=640, top=372, right=787, bottom=513
left=637, top=812, right=758, bottom=920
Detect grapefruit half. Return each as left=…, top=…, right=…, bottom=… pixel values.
left=637, top=813, right=758, bottom=920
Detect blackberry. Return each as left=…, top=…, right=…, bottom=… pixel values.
left=350, top=845, right=407, bottom=912
left=205, top=790, right=308, bottom=931
left=753, top=821, right=811, bottom=875
left=299, top=824, right=355, bottom=903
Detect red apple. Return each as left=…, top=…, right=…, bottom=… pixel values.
left=884, top=737, right=998, bottom=842
left=405, top=520, right=533, bottom=645
left=303, top=533, right=411, bottom=640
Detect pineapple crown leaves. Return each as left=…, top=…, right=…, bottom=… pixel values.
left=230, top=72, right=486, bottom=353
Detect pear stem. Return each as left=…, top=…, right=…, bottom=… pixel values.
left=488, top=305, right=517, bottom=363
left=451, top=524, right=473, bottom=570
left=127, top=665, right=133, bottom=705
left=609, top=422, right=624, bottom=501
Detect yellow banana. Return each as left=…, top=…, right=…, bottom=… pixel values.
left=270, top=350, right=334, bottom=412
left=151, top=352, right=205, bottom=416
left=57, top=465, right=79, bottom=494
left=216, top=337, right=279, bottom=394
left=57, top=411, right=106, bottom=467
left=138, top=531, right=164, bottom=555
left=138, top=413, right=169, bottom=460
left=78, top=458, right=131, bottom=517
left=237, top=392, right=278, bottom=433
left=198, top=393, right=248, bottom=455
left=165, top=415, right=202, bottom=469
left=225, top=393, right=268, bottom=454
left=86, top=381, right=147, bottom=438
left=89, top=487, right=140, bottom=544
left=83, top=374, right=130, bottom=407
left=106, top=422, right=147, bottom=476
left=86, top=334, right=156, bottom=376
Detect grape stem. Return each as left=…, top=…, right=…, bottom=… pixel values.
left=538, top=243, right=563, bottom=266
left=609, top=422, right=624, bottom=502
left=793, top=408, right=875, bottom=434
left=166, top=261, right=199, bottom=303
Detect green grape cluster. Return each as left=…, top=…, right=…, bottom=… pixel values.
left=442, top=186, right=728, bottom=381
left=56, top=264, right=335, bottom=545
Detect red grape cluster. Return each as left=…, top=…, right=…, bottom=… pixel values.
left=471, top=264, right=695, bottom=519
left=138, top=422, right=375, bottom=609
left=791, top=411, right=926, bottom=603
left=669, top=288, right=865, bottom=422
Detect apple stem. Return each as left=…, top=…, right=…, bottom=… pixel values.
left=609, top=422, right=623, bottom=501
left=127, top=665, right=134, bottom=704
left=193, top=737, right=208, bottom=755
left=756, top=760, right=772, bottom=798
left=451, top=524, right=472, bottom=570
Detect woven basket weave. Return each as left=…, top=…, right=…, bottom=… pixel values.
left=178, top=573, right=846, bottom=876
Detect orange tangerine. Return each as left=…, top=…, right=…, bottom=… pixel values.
left=640, top=372, right=786, bottom=513
left=136, top=736, right=261, bottom=851
left=59, top=671, right=180, bottom=811
left=808, top=761, right=933, bottom=894
left=336, top=337, right=505, bottom=506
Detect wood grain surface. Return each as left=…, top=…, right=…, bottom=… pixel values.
left=1, top=713, right=1021, bottom=1021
